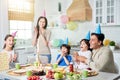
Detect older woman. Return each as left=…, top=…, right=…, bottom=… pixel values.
left=75, top=33, right=116, bottom=73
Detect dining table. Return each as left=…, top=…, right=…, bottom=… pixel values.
left=0, top=65, right=120, bottom=80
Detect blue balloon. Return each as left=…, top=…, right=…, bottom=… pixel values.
left=59, top=39, right=64, bottom=46
left=52, top=39, right=64, bottom=47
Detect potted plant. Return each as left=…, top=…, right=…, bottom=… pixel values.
left=109, top=41, right=115, bottom=51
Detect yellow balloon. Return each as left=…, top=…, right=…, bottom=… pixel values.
left=103, top=39, right=110, bottom=46
left=66, top=21, right=78, bottom=30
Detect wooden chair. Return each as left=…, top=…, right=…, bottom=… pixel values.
left=0, top=52, right=9, bottom=71
left=27, top=55, right=48, bottom=64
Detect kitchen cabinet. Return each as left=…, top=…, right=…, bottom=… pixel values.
left=94, top=0, right=120, bottom=26
left=15, top=47, right=35, bottom=64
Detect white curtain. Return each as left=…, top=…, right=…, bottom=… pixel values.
left=0, top=0, right=9, bottom=50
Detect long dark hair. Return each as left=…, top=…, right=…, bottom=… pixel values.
left=3, top=34, right=14, bottom=50
left=36, top=16, right=48, bottom=39
left=60, top=44, right=71, bottom=54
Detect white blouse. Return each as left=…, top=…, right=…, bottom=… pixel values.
left=74, top=50, right=92, bottom=69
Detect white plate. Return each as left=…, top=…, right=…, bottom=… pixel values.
left=13, top=69, right=26, bottom=74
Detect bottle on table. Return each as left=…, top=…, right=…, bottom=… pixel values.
left=69, top=62, right=74, bottom=72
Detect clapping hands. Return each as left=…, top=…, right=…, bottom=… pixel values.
left=34, top=27, right=38, bottom=36
left=61, top=52, right=66, bottom=57
left=73, top=52, right=79, bottom=62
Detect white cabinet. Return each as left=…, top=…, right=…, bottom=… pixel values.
left=15, top=47, right=35, bottom=64
left=94, top=0, right=120, bottom=26
left=113, top=50, right=120, bottom=74
left=18, top=52, right=34, bottom=64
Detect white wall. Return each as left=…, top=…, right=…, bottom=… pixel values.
left=34, top=0, right=120, bottom=45
left=0, top=0, right=120, bottom=50
left=0, top=0, right=9, bottom=50
left=33, top=0, right=45, bottom=26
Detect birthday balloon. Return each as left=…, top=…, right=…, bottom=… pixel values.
left=103, top=39, right=110, bottom=46
left=52, top=39, right=64, bottom=47
left=66, top=22, right=78, bottom=31
left=52, top=39, right=60, bottom=47
left=60, top=15, right=69, bottom=24
left=59, top=39, right=64, bottom=46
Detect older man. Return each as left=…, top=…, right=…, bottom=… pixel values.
left=75, top=33, right=116, bottom=73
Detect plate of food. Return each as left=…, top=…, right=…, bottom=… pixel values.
left=85, top=68, right=99, bottom=77
left=88, top=71, right=98, bottom=76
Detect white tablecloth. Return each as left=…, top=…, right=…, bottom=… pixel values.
left=0, top=70, right=120, bottom=80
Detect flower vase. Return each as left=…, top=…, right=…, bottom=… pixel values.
left=109, top=46, right=115, bottom=51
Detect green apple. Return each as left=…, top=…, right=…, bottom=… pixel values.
left=26, top=71, right=32, bottom=77
left=54, top=72, right=63, bottom=79
left=54, top=72, right=59, bottom=79
left=59, top=72, right=63, bottom=79
left=53, top=64, right=58, bottom=69
left=82, top=70, right=88, bottom=78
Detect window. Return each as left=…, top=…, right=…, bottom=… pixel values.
left=10, top=20, right=32, bottom=39
left=106, top=0, right=114, bottom=23
left=8, top=0, right=34, bottom=40
left=95, top=0, right=103, bottom=23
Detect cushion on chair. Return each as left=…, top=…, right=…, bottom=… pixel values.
left=0, top=52, right=9, bottom=71
left=27, top=55, right=48, bottom=64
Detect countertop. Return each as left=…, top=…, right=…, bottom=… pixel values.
left=113, top=49, right=120, bottom=53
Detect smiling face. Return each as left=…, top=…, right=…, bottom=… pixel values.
left=38, top=18, right=46, bottom=29
left=4, top=36, right=14, bottom=49
left=89, top=35, right=101, bottom=49
left=80, top=40, right=89, bottom=51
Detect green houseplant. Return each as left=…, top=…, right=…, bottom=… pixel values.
left=109, top=41, right=115, bottom=46
left=109, top=41, right=115, bottom=51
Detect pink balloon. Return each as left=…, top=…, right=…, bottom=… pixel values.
left=60, top=15, right=69, bottom=24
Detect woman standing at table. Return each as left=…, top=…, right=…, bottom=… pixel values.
left=1, top=34, right=17, bottom=68
left=32, top=16, right=51, bottom=63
